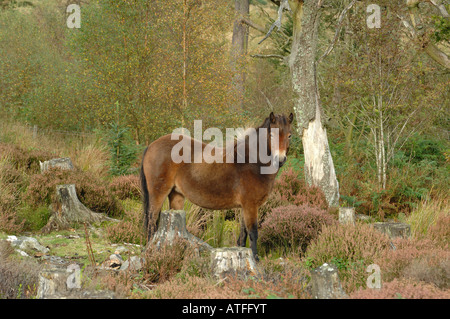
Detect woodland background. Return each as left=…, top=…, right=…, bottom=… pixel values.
left=0, top=0, right=448, bottom=299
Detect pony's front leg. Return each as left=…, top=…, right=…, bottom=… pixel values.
left=242, top=205, right=259, bottom=262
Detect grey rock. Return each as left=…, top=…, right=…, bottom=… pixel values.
left=120, top=256, right=145, bottom=271
left=8, top=236, right=49, bottom=254
left=373, top=222, right=411, bottom=239
left=311, top=263, right=347, bottom=299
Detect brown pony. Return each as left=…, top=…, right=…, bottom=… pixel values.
left=140, top=112, right=293, bottom=260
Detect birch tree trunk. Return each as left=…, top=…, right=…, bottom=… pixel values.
left=288, top=0, right=339, bottom=207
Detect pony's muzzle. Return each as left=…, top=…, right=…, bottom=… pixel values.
left=279, top=156, right=287, bottom=167
left=273, top=153, right=287, bottom=168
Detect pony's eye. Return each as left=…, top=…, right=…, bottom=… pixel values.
left=288, top=134, right=292, bottom=139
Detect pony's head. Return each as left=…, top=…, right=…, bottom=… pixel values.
left=266, top=112, right=294, bottom=168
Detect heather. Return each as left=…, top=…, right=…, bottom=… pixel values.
left=259, top=204, right=335, bottom=255
left=304, top=223, right=392, bottom=293
left=259, top=167, right=329, bottom=223
left=375, top=237, right=450, bottom=289
left=109, top=174, right=141, bottom=201
left=26, top=168, right=123, bottom=218
left=349, top=278, right=450, bottom=299
left=0, top=0, right=448, bottom=299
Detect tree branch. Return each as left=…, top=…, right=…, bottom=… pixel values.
left=241, top=18, right=266, bottom=34
left=258, top=0, right=291, bottom=45
left=397, top=14, right=450, bottom=69
left=251, top=53, right=285, bottom=59
left=429, top=0, right=450, bottom=18
left=317, top=0, right=357, bottom=63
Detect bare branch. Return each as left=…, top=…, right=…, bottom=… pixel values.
left=409, top=0, right=450, bottom=17
left=397, top=14, right=450, bottom=69
left=258, top=0, right=291, bottom=45
left=317, top=0, right=357, bottom=63
left=429, top=0, right=450, bottom=18
left=250, top=54, right=288, bottom=63
left=259, top=90, right=274, bottom=111
left=241, top=18, right=266, bottom=34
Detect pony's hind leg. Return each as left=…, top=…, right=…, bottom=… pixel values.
left=237, top=215, right=248, bottom=247
left=169, top=189, right=185, bottom=210
left=146, top=186, right=173, bottom=243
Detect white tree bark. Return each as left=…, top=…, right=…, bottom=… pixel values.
left=289, top=0, right=340, bottom=207
left=302, top=104, right=340, bottom=206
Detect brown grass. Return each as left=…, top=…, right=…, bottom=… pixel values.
left=0, top=241, right=40, bottom=299
left=349, top=278, right=450, bottom=299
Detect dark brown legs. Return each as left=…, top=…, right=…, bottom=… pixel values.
left=237, top=206, right=259, bottom=261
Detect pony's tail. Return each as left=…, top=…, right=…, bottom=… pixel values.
left=140, top=147, right=150, bottom=242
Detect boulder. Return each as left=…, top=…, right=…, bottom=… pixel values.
left=7, top=236, right=49, bottom=254
left=120, top=256, right=145, bottom=272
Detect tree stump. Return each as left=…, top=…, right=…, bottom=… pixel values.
left=42, top=184, right=115, bottom=233
left=40, top=158, right=74, bottom=172
left=210, top=247, right=259, bottom=279
left=373, top=222, right=411, bottom=239
left=37, top=266, right=115, bottom=299
left=311, top=263, right=347, bottom=299
left=339, top=207, right=355, bottom=225
left=150, top=210, right=212, bottom=252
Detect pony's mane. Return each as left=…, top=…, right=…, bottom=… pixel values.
left=234, top=116, right=271, bottom=143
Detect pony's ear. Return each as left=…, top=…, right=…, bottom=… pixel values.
left=289, top=113, right=294, bottom=123
left=270, top=112, right=276, bottom=124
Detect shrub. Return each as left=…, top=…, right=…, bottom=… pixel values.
left=16, top=205, right=52, bottom=232
left=143, top=275, right=240, bottom=299
left=0, top=157, right=25, bottom=233
left=142, top=239, right=202, bottom=284
left=109, top=174, right=141, bottom=200
left=104, top=122, right=141, bottom=176
left=105, top=208, right=143, bottom=245
left=275, top=168, right=328, bottom=209
left=0, top=142, right=54, bottom=174
left=73, top=142, right=110, bottom=178
left=304, top=223, right=391, bottom=293
left=259, top=167, right=329, bottom=223
left=0, top=202, right=25, bottom=234
left=26, top=168, right=123, bottom=217
left=376, top=237, right=449, bottom=289
left=0, top=241, right=40, bottom=299
left=349, top=278, right=450, bottom=299
left=426, top=213, right=450, bottom=248
left=259, top=204, right=335, bottom=255
left=407, top=192, right=448, bottom=241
